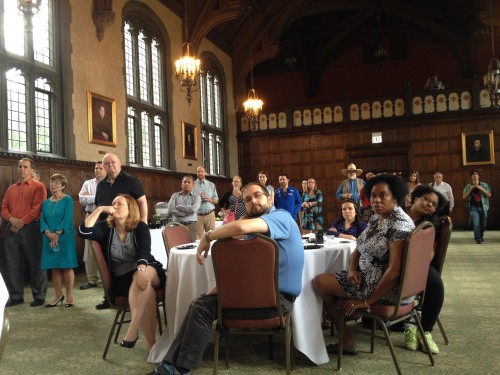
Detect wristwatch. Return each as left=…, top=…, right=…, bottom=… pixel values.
left=205, top=230, right=213, bottom=243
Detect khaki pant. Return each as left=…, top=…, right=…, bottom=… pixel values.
left=83, top=238, right=100, bottom=284
left=196, top=211, right=215, bottom=240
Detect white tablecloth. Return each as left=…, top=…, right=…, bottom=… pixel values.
left=147, top=236, right=355, bottom=365
left=150, top=228, right=168, bottom=268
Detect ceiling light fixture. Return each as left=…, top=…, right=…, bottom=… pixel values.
left=483, top=0, right=500, bottom=108
left=18, top=0, right=41, bottom=15
left=243, top=7, right=263, bottom=131
left=175, top=0, right=200, bottom=106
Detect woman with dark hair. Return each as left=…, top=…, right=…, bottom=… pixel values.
left=78, top=194, right=166, bottom=350
left=405, top=171, right=422, bottom=211
left=219, top=176, right=246, bottom=222
left=313, top=174, right=414, bottom=354
left=257, top=171, right=274, bottom=196
left=404, top=184, right=449, bottom=354
left=327, top=199, right=366, bottom=240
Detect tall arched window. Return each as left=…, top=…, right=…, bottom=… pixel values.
left=0, top=0, right=64, bottom=155
left=200, top=56, right=226, bottom=175
left=123, top=14, right=168, bottom=168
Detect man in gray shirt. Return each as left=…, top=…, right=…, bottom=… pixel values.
left=193, top=166, right=218, bottom=239
left=167, top=175, right=201, bottom=241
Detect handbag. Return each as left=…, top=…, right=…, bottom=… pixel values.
left=222, top=195, right=239, bottom=224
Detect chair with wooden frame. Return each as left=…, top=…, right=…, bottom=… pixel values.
left=334, top=221, right=436, bottom=375
left=211, top=233, right=293, bottom=375
left=91, top=240, right=166, bottom=359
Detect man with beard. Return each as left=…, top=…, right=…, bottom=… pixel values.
left=148, top=182, right=304, bottom=375
left=274, top=174, right=302, bottom=220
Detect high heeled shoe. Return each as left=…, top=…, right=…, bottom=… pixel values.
left=64, top=303, right=73, bottom=308
left=45, top=295, right=65, bottom=307
left=120, top=335, right=139, bottom=348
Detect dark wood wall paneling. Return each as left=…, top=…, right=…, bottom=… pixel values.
left=0, top=155, right=231, bottom=270
left=238, top=113, right=500, bottom=230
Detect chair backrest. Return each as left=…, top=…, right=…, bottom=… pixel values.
left=162, top=222, right=191, bottom=256
left=397, top=221, right=436, bottom=303
left=211, top=233, right=283, bottom=328
left=0, top=312, right=10, bottom=360
left=91, top=240, right=118, bottom=306
left=431, top=215, right=452, bottom=275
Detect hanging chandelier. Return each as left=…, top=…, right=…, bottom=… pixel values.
left=483, top=0, right=500, bottom=108
left=175, top=0, right=200, bottom=105
left=243, top=7, right=263, bottom=131
left=18, top=0, right=42, bottom=15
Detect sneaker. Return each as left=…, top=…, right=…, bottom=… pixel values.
left=418, top=331, right=439, bottom=354
left=404, top=326, right=419, bottom=351
left=148, top=363, right=175, bottom=375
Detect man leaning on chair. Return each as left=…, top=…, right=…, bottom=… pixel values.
left=148, top=182, right=304, bottom=375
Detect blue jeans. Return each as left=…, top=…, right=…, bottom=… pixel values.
left=470, top=206, right=485, bottom=241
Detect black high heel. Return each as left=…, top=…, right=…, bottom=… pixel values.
left=64, top=303, right=73, bottom=308
left=45, top=295, right=64, bottom=307
left=120, top=335, right=139, bottom=348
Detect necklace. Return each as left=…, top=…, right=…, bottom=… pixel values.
left=48, top=200, right=59, bottom=216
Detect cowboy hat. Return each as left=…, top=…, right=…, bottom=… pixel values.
left=341, top=163, right=363, bottom=176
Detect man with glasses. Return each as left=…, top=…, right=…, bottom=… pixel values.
left=93, top=153, right=148, bottom=309
left=2, top=158, right=47, bottom=307
left=148, top=182, right=304, bottom=375
left=430, top=172, right=454, bottom=215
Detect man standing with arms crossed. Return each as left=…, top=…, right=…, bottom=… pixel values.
left=78, top=161, right=106, bottom=290
left=193, top=166, right=218, bottom=240
left=167, top=176, right=201, bottom=242
left=93, top=153, right=148, bottom=309
left=2, top=158, right=47, bottom=307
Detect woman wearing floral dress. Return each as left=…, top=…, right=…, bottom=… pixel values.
left=301, top=178, right=323, bottom=234
left=313, top=174, right=414, bottom=354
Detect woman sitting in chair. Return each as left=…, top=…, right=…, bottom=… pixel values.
left=313, top=174, right=414, bottom=355
left=326, top=199, right=367, bottom=240
left=78, top=194, right=166, bottom=350
left=404, top=185, right=449, bottom=354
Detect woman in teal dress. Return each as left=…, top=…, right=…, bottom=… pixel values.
left=40, top=174, right=77, bottom=307
left=301, top=178, right=324, bottom=233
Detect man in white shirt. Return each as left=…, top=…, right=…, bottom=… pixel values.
left=78, top=161, right=106, bottom=290
left=193, top=166, right=219, bottom=240
left=167, top=176, right=201, bottom=241
left=429, top=172, right=454, bottom=215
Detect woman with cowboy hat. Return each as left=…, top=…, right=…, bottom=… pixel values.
left=335, top=163, right=365, bottom=206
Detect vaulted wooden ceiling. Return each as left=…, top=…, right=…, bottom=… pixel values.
left=159, top=0, right=498, bottom=102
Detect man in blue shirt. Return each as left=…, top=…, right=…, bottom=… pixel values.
left=335, top=163, right=365, bottom=206
left=274, top=174, right=302, bottom=220
left=148, top=182, right=304, bottom=375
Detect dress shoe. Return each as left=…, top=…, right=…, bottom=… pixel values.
left=30, top=299, right=46, bottom=307
left=95, top=299, right=110, bottom=309
left=5, top=298, right=24, bottom=307
left=80, top=282, right=98, bottom=290
left=120, top=335, right=139, bottom=348
left=45, top=295, right=64, bottom=307
left=326, top=343, right=359, bottom=356
left=65, top=302, right=73, bottom=308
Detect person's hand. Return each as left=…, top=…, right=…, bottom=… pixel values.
left=101, top=131, right=109, bottom=141
left=346, top=270, right=361, bottom=287
left=136, top=269, right=149, bottom=290
left=343, top=299, right=362, bottom=316
left=9, top=217, right=25, bottom=229
left=81, top=192, right=90, bottom=196
left=196, top=237, right=211, bottom=266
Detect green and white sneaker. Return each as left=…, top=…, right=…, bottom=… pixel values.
left=418, top=331, right=439, bottom=354
left=404, top=326, right=419, bottom=351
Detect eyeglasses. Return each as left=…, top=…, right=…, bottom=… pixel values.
left=244, top=192, right=267, bottom=203
left=50, top=181, right=62, bottom=185
left=421, top=195, right=438, bottom=208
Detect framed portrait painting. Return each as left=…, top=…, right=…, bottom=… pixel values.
left=182, top=122, right=197, bottom=160
left=461, top=130, right=495, bottom=166
left=87, top=91, right=116, bottom=146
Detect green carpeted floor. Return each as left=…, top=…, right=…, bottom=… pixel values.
left=1, top=230, right=499, bottom=374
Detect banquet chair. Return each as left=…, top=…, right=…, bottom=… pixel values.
left=0, top=312, right=10, bottom=360
left=211, top=234, right=293, bottom=375
left=91, top=240, right=166, bottom=359
left=429, top=215, right=452, bottom=345
left=334, top=221, right=436, bottom=375
left=162, top=222, right=191, bottom=259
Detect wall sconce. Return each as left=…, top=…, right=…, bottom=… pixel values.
left=92, top=0, right=115, bottom=42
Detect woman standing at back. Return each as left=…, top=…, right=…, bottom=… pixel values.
left=301, top=178, right=323, bottom=234
left=405, top=171, right=421, bottom=211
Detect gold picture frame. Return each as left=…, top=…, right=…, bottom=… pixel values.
left=182, top=121, right=197, bottom=160
left=87, top=91, right=116, bottom=146
left=461, top=130, right=495, bottom=166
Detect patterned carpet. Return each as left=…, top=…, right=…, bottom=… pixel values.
left=0, top=230, right=499, bottom=375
